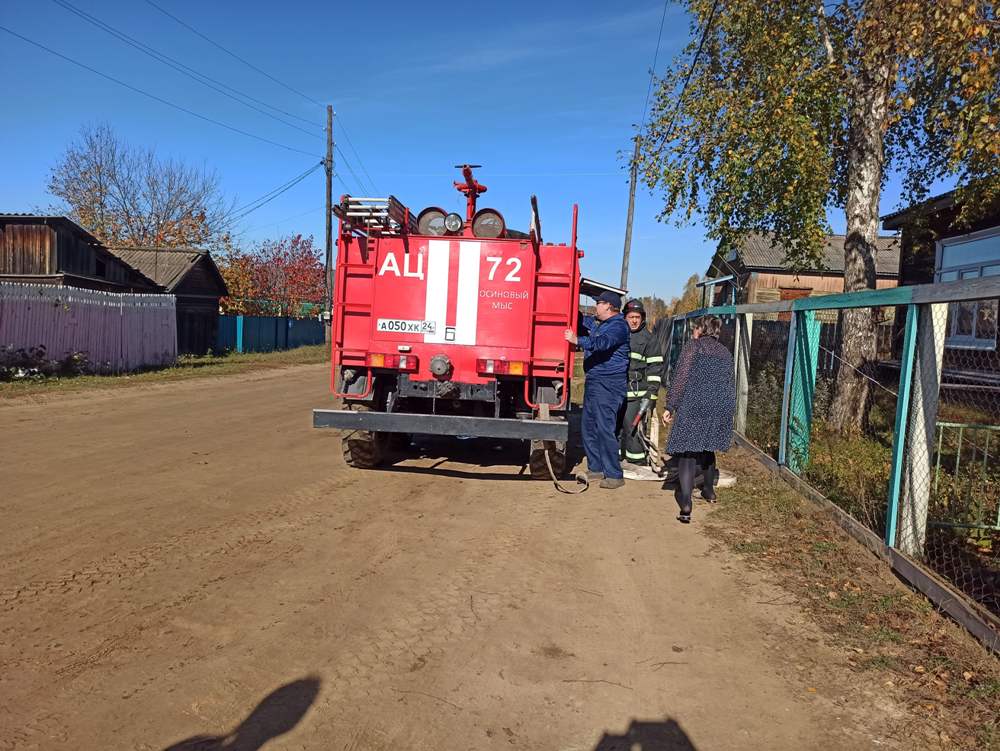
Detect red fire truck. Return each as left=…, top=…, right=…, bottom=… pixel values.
left=313, top=166, right=621, bottom=478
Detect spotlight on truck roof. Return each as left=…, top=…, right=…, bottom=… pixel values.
left=444, top=212, right=464, bottom=233
left=416, top=207, right=447, bottom=236
left=472, top=208, right=505, bottom=239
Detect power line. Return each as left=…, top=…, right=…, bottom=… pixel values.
left=335, top=146, right=371, bottom=195
left=242, top=205, right=325, bottom=235
left=639, top=0, right=671, bottom=135
left=143, top=0, right=323, bottom=109
left=51, top=0, right=322, bottom=141
left=337, top=119, right=380, bottom=194
left=655, top=0, right=720, bottom=148
left=0, top=25, right=320, bottom=158
left=139, top=1, right=380, bottom=200
left=334, top=173, right=355, bottom=194
left=229, top=162, right=324, bottom=223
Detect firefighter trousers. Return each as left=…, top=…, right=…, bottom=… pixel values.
left=582, top=377, right=625, bottom=480
left=619, top=398, right=649, bottom=464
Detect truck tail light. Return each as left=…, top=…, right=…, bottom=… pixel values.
left=367, top=353, right=418, bottom=371
left=476, top=358, right=528, bottom=376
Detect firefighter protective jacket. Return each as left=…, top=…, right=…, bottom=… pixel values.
left=626, top=325, right=665, bottom=401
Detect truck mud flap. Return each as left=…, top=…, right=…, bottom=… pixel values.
left=313, top=410, right=568, bottom=441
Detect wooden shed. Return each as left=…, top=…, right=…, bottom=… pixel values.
left=0, top=215, right=160, bottom=293
left=108, top=247, right=229, bottom=355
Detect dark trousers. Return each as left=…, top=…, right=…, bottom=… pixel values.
left=583, top=377, right=625, bottom=480
left=619, top=399, right=648, bottom=463
left=674, top=451, right=717, bottom=510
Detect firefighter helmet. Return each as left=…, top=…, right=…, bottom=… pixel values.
left=623, top=299, right=646, bottom=320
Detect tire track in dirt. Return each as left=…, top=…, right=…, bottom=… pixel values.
left=303, top=476, right=565, bottom=740
left=0, top=474, right=367, bottom=612
left=6, top=471, right=449, bottom=698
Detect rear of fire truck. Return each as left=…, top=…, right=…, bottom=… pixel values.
left=313, top=166, right=588, bottom=478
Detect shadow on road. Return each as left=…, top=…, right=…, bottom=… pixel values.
left=592, top=718, right=699, bottom=751
left=373, top=407, right=585, bottom=481
left=376, top=436, right=535, bottom=481
left=161, top=676, right=320, bottom=751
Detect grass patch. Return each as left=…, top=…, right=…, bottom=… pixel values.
left=708, top=446, right=1000, bottom=751
left=734, top=540, right=768, bottom=555
left=968, top=677, right=1000, bottom=701
left=861, top=654, right=902, bottom=671
left=0, top=344, right=330, bottom=399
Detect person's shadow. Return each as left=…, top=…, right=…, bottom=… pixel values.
left=593, top=718, right=699, bottom=751
left=161, top=676, right=320, bottom=751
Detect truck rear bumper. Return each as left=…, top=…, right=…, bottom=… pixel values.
left=313, top=409, right=568, bottom=441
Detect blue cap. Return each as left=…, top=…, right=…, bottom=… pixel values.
left=596, top=290, right=622, bottom=308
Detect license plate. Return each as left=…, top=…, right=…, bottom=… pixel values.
left=376, top=318, right=437, bottom=334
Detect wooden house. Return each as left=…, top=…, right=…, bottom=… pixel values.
left=108, top=247, right=229, bottom=355
left=705, top=233, right=899, bottom=313
left=882, top=190, right=1000, bottom=375
left=0, top=215, right=160, bottom=293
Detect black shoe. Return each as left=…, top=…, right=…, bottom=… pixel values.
left=701, top=468, right=718, bottom=502
left=676, top=511, right=692, bottom=524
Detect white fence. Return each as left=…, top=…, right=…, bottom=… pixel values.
left=0, top=282, right=177, bottom=373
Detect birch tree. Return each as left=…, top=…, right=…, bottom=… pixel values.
left=638, top=0, right=998, bottom=432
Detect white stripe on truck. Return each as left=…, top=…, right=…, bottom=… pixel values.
left=454, top=241, right=481, bottom=345
left=424, top=240, right=450, bottom=343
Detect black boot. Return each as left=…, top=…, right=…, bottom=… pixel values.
left=674, top=455, right=695, bottom=523
left=701, top=467, right=718, bottom=503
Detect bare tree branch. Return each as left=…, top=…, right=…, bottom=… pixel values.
left=48, top=123, right=234, bottom=248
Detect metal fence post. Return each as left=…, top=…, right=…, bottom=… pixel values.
left=236, top=314, right=244, bottom=354
left=885, top=303, right=920, bottom=547
left=899, top=303, right=947, bottom=555
left=734, top=313, right=753, bottom=434
left=777, top=310, right=799, bottom=466
left=787, top=311, right=821, bottom=473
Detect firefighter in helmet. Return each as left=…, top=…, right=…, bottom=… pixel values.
left=620, top=299, right=665, bottom=471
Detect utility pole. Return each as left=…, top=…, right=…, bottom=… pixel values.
left=620, top=138, right=640, bottom=291
left=324, top=105, right=334, bottom=343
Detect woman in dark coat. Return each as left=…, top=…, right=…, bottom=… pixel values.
left=662, top=315, right=736, bottom=523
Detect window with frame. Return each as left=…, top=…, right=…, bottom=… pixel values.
left=935, top=226, right=1000, bottom=350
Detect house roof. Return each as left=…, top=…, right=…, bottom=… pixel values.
left=712, top=233, right=900, bottom=277
left=107, top=246, right=228, bottom=295
left=881, top=190, right=958, bottom=230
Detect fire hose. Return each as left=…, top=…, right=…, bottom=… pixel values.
left=543, top=447, right=590, bottom=494
left=630, top=396, right=664, bottom=473
left=540, top=395, right=665, bottom=493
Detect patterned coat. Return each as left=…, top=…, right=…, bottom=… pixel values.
left=666, top=336, right=736, bottom=454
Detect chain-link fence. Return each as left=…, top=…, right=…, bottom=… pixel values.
left=664, top=280, right=1000, bottom=644
left=899, top=301, right=1000, bottom=618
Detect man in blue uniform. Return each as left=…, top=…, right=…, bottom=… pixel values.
left=565, top=291, right=630, bottom=489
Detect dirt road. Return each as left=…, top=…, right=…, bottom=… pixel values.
left=1, top=365, right=905, bottom=750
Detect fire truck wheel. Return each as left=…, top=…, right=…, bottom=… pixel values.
left=341, top=404, right=389, bottom=468
left=529, top=440, right=566, bottom=480
left=342, top=429, right=388, bottom=468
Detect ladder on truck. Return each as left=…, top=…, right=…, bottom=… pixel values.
left=337, top=196, right=416, bottom=234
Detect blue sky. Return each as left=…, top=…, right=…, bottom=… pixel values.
left=0, top=1, right=940, bottom=301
